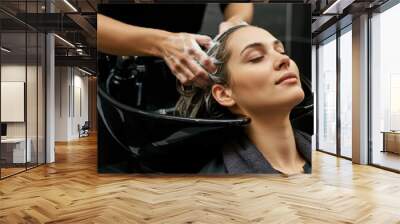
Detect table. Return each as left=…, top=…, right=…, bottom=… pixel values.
left=1, top=138, right=32, bottom=163
left=381, top=131, right=400, bottom=154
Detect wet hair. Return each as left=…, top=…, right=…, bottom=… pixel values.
left=174, top=25, right=248, bottom=119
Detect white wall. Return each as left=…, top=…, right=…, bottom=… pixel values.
left=1, top=64, right=26, bottom=81
left=72, top=72, right=89, bottom=138
left=55, top=66, right=69, bottom=141
left=54, top=66, right=89, bottom=141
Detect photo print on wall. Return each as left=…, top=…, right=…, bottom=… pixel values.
left=97, top=2, right=313, bottom=175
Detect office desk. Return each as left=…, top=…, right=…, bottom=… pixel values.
left=381, top=131, right=400, bottom=154
left=1, top=138, right=31, bottom=163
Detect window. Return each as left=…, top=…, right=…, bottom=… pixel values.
left=317, top=35, right=337, bottom=154
left=339, top=27, right=352, bottom=158
left=370, top=2, right=400, bottom=171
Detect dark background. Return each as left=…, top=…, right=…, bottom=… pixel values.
left=97, top=3, right=311, bottom=173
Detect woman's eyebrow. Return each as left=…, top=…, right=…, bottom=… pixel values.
left=239, top=40, right=284, bottom=56
left=240, top=42, right=264, bottom=56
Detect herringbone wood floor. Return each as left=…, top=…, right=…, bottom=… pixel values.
left=1, top=134, right=400, bottom=224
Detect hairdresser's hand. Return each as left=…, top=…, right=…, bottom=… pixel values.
left=218, top=16, right=248, bottom=35
left=160, top=32, right=216, bottom=88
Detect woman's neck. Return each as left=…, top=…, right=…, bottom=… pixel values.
left=245, top=111, right=305, bottom=175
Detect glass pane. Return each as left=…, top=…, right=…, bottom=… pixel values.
left=371, top=3, right=400, bottom=171
left=312, top=45, right=317, bottom=151
left=27, top=31, right=38, bottom=169
left=26, top=0, right=39, bottom=170
left=317, top=36, right=337, bottom=154
left=73, top=68, right=88, bottom=139
left=38, top=32, right=45, bottom=165
left=339, top=29, right=352, bottom=158
left=1, top=30, right=27, bottom=177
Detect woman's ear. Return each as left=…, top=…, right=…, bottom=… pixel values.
left=211, top=84, right=235, bottom=107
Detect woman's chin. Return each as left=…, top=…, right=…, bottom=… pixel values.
left=279, top=88, right=305, bottom=109
left=293, top=88, right=305, bottom=104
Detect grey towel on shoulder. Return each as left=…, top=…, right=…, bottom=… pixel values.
left=222, top=129, right=312, bottom=174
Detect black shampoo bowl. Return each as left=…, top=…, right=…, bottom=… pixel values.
left=97, top=56, right=250, bottom=172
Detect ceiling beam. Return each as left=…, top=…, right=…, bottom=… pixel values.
left=55, top=55, right=96, bottom=71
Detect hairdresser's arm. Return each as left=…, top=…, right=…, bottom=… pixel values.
left=97, top=14, right=215, bottom=87
left=219, top=3, right=254, bottom=34
left=98, top=14, right=170, bottom=56
left=224, top=3, right=253, bottom=23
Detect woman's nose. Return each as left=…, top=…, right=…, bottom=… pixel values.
left=273, top=52, right=290, bottom=71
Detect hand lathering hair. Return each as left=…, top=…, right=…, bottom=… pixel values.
left=174, top=24, right=248, bottom=119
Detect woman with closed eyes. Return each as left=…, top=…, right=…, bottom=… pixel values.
left=175, top=25, right=311, bottom=175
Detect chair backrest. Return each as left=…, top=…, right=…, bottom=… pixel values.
left=82, top=121, right=90, bottom=129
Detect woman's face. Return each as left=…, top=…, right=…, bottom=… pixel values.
left=213, top=26, right=304, bottom=116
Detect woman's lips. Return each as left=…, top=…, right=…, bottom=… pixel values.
left=275, top=73, right=298, bottom=85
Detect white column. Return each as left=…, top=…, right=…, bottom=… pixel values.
left=45, top=1, right=55, bottom=163
left=352, top=14, right=369, bottom=164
